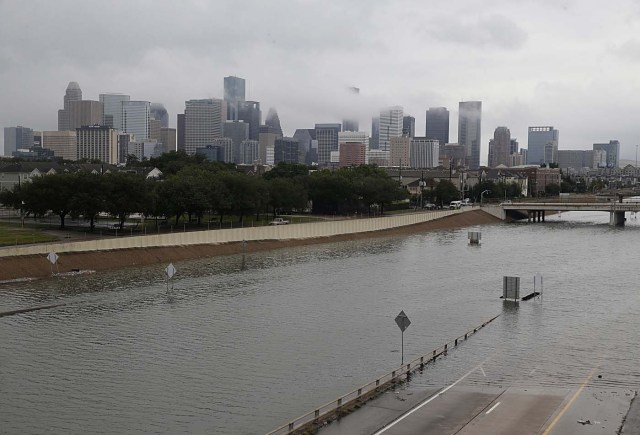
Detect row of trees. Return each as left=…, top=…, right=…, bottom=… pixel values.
left=0, top=162, right=409, bottom=229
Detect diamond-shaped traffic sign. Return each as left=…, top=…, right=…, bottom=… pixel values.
left=395, top=310, right=411, bottom=332
left=47, top=252, right=59, bottom=265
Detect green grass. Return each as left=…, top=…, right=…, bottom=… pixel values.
left=0, top=223, right=58, bottom=247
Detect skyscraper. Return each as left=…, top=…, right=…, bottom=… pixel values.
left=593, top=140, right=620, bottom=168
left=150, top=103, right=169, bottom=128
left=76, top=125, right=118, bottom=164
left=265, top=108, right=283, bottom=137
left=274, top=137, right=299, bottom=164
left=68, top=100, right=104, bottom=130
left=315, top=123, right=341, bottom=166
left=390, top=136, right=411, bottom=167
left=3, top=126, right=34, bottom=156
left=411, top=138, right=440, bottom=169
left=100, top=93, right=130, bottom=130
left=293, top=128, right=316, bottom=164
left=527, top=126, right=559, bottom=165
left=458, top=101, right=482, bottom=169
left=42, top=131, right=77, bottom=160
left=379, top=106, right=403, bottom=152
left=238, top=101, right=261, bottom=141
left=122, top=101, right=151, bottom=142
left=342, top=119, right=359, bottom=132
left=402, top=116, right=415, bottom=138
left=224, top=76, right=246, bottom=121
left=58, top=81, right=82, bottom=131
left=425, top=107, right=449, bottom=145
left=370, top=117, right=380, bottom=149
left=223, top=120, right=249, bottom=163
left=184, top=99, right=226, bottom=155
left=177, top=113, right=186, bottom=152
left=488, top=126, right=511, bottom=167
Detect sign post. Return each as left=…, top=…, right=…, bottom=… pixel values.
left=395, top=310, right=411, bottom=365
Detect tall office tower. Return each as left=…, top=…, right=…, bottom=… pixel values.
left=224, top=76, right=246, bottom=121
left=527, top=126, right=559, bottom=165
left=238, top=140, right=259, bottom=164
left=510, top=139, right=519, bottom=155
left=223, top=120, right=249, bottom=163
left=238, top=101, right=261, bottom=141
left=315, top=123, right=341, bottom=166
left=425, top=107, right=450, bottom=145
left=42, top=131, right=77, bottom=160
left=410, top=138, right=440, bottom=169
left=488, top=126, right=511, bottom=167
left=265, top=108, right=283, bottom=137
left=293, top=128, right=316, bottom=164
left=370, top=117, right=380, bottom=149
left=177, top=113, right=186, bottom=152
left=379, top=106, right=403, bottom=152
left=76, top=125, right=118, bottom=164
left=99, top=93, right=130, bottom=130
left=211, top=137, right=234, bottom=163
left=118, top=133, right=134, bottom=164
left=342, top=119, right=359, bottom=132
left=458, top=101, right=482, bottom=169
left=339, top=142, right=367, bottom=167
left=122, top=101, right=151, bottom=142
left=258, top=132, right=278, bottom=165
left=390, top=136, right=411, bottom=167
left=68, top=100, right=104, bottom=131
left=593, top=140, right=620, bottom=168
left=558, top=150, right=595, bottom=170
left=3, top=126, right=34, bottom=156
left=274, top=137, right=299, bottom=164
left=402, top=116, right=415, bottom=138
left=149, top=119, right=162, bottom=144
left=160, top=128, right=176, bottom=153
left=58, top=81, right=82, bottom=131
left=184, top=99, right=226, bottom=155
left=150, top=103, right=169, bottom=128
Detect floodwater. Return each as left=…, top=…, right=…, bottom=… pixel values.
left=1, top=210, right=640, bottom=434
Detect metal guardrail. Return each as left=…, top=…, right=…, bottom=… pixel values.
left=266, top=314, right=501, bottom=435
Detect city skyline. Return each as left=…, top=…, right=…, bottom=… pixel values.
left=2, top=1, right=640, bottom=161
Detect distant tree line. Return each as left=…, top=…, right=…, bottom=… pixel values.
left=0, top=152, right=409, bottom=229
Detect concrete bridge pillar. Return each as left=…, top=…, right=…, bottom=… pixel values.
left=610, top=211, right=626, bottom=226
left=527, top=211, right=531, bottom=223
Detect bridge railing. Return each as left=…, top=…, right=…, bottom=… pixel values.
left=266, top=314, right=501, bottom=435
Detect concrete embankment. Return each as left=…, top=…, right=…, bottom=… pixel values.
left=0, top=209, right=501, bottom=281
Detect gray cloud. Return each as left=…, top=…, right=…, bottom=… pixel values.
left=429, top=13, right=528, bottom=50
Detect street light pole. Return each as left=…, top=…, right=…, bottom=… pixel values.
left=481, top=190, right=491, bottom=207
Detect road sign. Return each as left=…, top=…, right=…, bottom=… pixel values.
left=395, top=310, right=411, bottom=332
left=47, top=252, right=59, bottom=265
left=165, top=263, right=176, bottom=279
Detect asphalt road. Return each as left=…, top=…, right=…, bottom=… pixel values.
left=319, top=361, right=635, bottom=435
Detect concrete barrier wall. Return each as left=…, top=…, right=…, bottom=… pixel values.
left=0, top=209, right=464, bottom=258
left=480, top=205, right=505, bottom=220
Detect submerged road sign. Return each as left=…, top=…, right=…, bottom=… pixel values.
left=47, top=252, right=59, bottom=265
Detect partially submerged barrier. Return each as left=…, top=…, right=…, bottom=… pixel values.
left=266, top=314, right=501, bottom=435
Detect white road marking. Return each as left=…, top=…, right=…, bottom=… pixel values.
left=480, top=367, right=486, bottom=377
left=485, top=402, right=501, bottom=415
left=372, top=357, right=491, bottom=435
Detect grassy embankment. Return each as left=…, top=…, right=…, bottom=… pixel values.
left=0, top=223, right=57, bottom=247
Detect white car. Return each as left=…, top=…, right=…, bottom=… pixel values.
left=269, top=217, right=290, bottom=225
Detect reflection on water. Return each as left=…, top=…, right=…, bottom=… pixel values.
left=1, top=211, right=640, bottom=433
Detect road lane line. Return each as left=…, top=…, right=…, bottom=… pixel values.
left=485, top=402, right=501, bottom=415
left=372, top=357, right=491, bottom=435
left=541, top=368, right=597, bottom=435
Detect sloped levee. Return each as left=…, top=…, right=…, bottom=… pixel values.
left=0, top=209, right=501, bottom=281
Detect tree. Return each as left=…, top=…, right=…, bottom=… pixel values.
left=267, top=177, right=308, bottom=217
left=545, top=183, right=561, bottom=196
left=70, top=173, right=106, bottom=231
left=103, top=172, right=152, bottom=229
left=435, top=180, right=460, bottom=207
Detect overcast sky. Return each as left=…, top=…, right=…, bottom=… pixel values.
left=2, top=0, right=640, bottom=163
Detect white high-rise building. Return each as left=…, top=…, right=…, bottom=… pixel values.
left=76, top=125, right=118, bottom=164
left=100, top=93, right=130, bottom=130
left=122, top=101, right=150, bottom=142
left=410, top=138, right=440, bottom=169
left=379, top=106, right=403, bottom=152
left=184, top=99, right=227, bottom=155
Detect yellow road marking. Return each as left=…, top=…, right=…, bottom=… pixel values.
left=541, top=368, right=597, bottom=435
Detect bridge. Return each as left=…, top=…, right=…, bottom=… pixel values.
left=498, top=200, right=640, bottom=226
